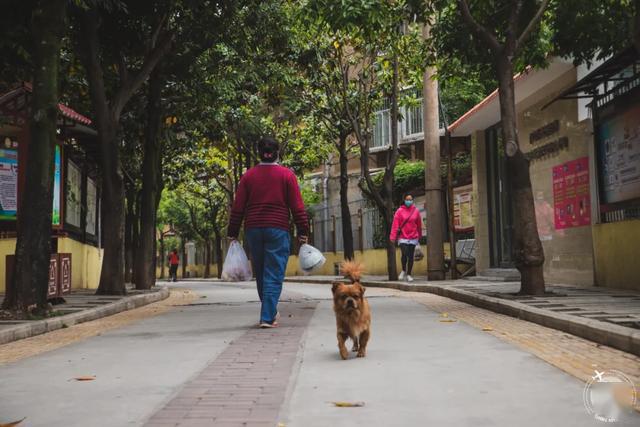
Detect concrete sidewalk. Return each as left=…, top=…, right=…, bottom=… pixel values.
left=285, top=275, right=640, bottom=356
left=0, top=287, right=169, bottom=345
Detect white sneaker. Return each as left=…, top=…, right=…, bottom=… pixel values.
left=398, top=271, right=405, bottom=281
left=407, top=275, right=414, bottom=283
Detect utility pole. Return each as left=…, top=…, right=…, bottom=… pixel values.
left=441, top=98, right=458, bottom=279
left=422, top=22, right=445, bottom=280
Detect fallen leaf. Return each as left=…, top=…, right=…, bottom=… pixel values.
left=331, top=401, right=365, bottom=407
left=441, top=312, right=449, bottom=317
left=482, top=327, right=493, bottom=331
left=74, top=376, right=96, bottom=381
left=439, top=319, right=457, bottom=323
left=0, top=418, right=26, bottom=427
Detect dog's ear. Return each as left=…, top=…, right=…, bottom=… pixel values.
left=332, top=282, right=341, bottom=295
left=356, top=283, right=366, bottom=297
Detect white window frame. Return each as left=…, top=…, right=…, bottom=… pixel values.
left=371, top=108, right=391, bottom=150
left=402, top=100, right=424, bottom=140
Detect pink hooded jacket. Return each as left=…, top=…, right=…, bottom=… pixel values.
left=390, top=205, right=423, bottom=241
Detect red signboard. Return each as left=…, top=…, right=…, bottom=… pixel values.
left=553, top=157, right=591, bottom=229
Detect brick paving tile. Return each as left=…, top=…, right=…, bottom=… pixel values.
left=144, top=301, right=317, bottom=427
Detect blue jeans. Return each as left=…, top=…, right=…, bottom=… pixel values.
left=245, top=227, right=291, bottom=324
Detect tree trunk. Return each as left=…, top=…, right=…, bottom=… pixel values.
left=338, top=134, right=354, bottom=260
left=496, top=58, right=545, bottom=295
left=204, top=240, right=211, bottom=278
left=181, top=238, right=187, bottom=279
left=214, top=230, right=223, bottom=279
left=96, top=124, right=127, bottom=295
left=2, top=0, right=66, bottom=313
left=422, top=45, right=445, bottom=280
left=635, top=0, right=640, bottom=52
left=159, top=237, right=165, bottom=279
left=78, top=6, right=171, bottom=295
left=134, top=66, right=164, bottom=290
left=124, top=184, right=136, bottom=283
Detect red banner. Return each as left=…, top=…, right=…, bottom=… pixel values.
left=553, top=157, right=591, bottom=229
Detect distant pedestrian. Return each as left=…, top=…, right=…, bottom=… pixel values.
left=227, top=137, right=309, bottom=328
left=390, top=193, right=422, bottom=283
left=168, top=249, right=180, bottom=282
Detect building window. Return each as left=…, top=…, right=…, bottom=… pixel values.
left=403, top=100, right=423, bottom=138
left=372, top=108, right=391, bottom=149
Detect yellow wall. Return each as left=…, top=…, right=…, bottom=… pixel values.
left=286, top=246, right=450, bottom=277
left=592, top=220, right=640, bottom=291
left=154, top=246, right=451, bottom=280
left=57, top=237, right=103, bottom=290
left=0, top=239, right=17, bottom=293
left=0, top=237, right=102, bottom=292
left=155, top=264, right=219, bottom=280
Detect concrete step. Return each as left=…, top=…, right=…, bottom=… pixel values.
left=469, top=268, right=521, bottom=282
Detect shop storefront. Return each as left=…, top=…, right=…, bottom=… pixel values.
left=0, top=83, right=103, bottom=293
left=552, top=47, right=640, bottom=290
left=450, top=58, right=598, bottom=286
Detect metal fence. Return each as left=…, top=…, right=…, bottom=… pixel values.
left=310, top=205, right=387, bottom=253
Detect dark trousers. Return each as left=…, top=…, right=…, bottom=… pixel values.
left=169, top=264, right=178, bottom=282
left=399, top=243, right=416, bottom=275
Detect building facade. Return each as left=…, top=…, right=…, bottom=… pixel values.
left=450, top=53, right=640, bottom=290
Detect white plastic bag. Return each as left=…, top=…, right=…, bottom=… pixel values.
left=414, top=244, right=424, bottom=261
left=221, top=241, right=252, bottom=281
left=298, top=243, right=326, bottom=275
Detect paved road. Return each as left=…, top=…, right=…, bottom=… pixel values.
left=0, top=281, right=637, bottom=427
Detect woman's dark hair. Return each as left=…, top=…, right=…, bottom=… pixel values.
left=257, top=137, right=280, bottom=163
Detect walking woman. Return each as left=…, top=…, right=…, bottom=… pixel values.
left=227, top=137, right=308, bottom=328
left=390, top=193, right=422, bottom=282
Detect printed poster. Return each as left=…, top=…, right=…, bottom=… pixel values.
left=52, top=145, right=62, bottom=226
left=0, top=144, right=18, bottom=221
left=598, top=103, right=640, bottom=204
left=65, top=159, right=81, bottom=227
left=453, top=185, right=474, bottom=231
left=553, top=157, right=591, bottom=229
left=86, top=177, right=97, bottom=235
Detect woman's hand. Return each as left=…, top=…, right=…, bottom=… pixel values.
left=298, top=235, right=308, bottom=244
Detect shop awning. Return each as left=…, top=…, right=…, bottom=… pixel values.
left=543, top=46, right=640, bottom=108
left=0, top=82, right=92, bottom=126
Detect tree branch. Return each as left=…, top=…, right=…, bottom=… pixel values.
left=515, top=0, right=551, bottom=52
left=456, top=0, right=501, bottom=53
left=112, top=30, right=174, bottom=119
left=507, top=0, right=524, bottom=45
left=78, top=9, right=110, bottom=127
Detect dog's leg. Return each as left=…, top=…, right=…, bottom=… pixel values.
left=351, top=336, right=359, bottom=352
left=357, top=329, right=370, bottom=358
left=337, top=332, right=349, bottom=360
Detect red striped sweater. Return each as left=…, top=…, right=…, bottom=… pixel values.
left=227, top=164, right=309, bottom=238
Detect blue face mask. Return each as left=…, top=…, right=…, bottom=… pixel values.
left=404, top=200, right=413, bottom=207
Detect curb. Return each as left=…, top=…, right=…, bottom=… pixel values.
left=0, top=287, right=170, bottom=345
left=284, top=277, right=640, bottom=357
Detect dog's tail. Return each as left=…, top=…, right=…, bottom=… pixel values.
left=340, top=261, right=365, bottom=283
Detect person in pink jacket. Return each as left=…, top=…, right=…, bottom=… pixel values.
left=390, top=193, right=423, bottom=282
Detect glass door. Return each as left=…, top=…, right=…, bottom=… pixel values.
left=486, top=125, right=514, bottom=268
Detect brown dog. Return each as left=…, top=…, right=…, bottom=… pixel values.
left=332, top=261, right=371, bottom=360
